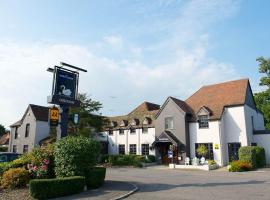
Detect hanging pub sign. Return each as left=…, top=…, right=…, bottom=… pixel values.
left=49, top=106, right=60, bottom=126
left=47, top=66, right=80, bottom=106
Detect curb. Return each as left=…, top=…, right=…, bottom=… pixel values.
left=111, top=182, right=138, bottom=200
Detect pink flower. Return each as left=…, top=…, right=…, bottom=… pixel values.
left=33, top=166, right=38, bottom=171
left=43, top=159, right=50, bottom=165
left=41, top=165, right=48, bottom=171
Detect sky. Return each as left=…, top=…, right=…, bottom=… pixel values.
left=0, top=0, right=270, bottom=128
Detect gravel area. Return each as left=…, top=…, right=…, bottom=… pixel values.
left=0, top=188, right=32, bottom=200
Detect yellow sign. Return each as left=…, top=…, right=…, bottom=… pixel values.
left=50, top=107, right=59, bottom=121
left=214, top=144, right=219, bottom=149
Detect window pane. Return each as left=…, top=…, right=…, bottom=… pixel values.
left=142, top=127, right=148, bottom=133
left=129, top=144, right=136, bottom=155
left=165, top=117, right=173, bottom=129
left=141, top=144, right=149, bottom=155
left=199, top=115, right=209, bottom=128
left=119, top=145, right=125, bottom=155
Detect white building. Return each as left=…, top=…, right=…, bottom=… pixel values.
left=9, top=104, right=50, bottom=154
left=105, top=102, right=160, bottom=156
left=155, top=79, right=270, bottom=166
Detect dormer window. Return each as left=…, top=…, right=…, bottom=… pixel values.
left=120, top=120, right=128, bottom=127
left=130, top=127, right=136, bottom=134
left=110, top=121, right=117, bottom=128
left=198, top=115, right=209, bottom=128
left=108, top=130, right=113, bottom=135
left=143, top=117, right=152, bottom=125
left=131, top=119, right=139, bottom=126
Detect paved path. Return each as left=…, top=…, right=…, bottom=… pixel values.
left=106, top=167, right=270, bottom=200
left=53, top=180, right=137, bottom=200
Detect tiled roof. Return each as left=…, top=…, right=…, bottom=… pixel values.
left=106, top=101, right=160, bottom=130
left=185, top=79, right=249, bottom=120
left=0, top=132, right=10, bottom=145
left=29, top=104, right=49, bottom=122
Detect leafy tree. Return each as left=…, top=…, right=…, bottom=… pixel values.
left=68, top=93, right=108, bottom=137
left=0, top=124, right=6, bottom=137
left=254, top=57, right=270, bottom=129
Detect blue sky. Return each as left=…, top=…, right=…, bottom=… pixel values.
left=0, top=0, right=270, bottom=127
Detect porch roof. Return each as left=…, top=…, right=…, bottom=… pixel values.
left=152, top=131, right=182, bottom=146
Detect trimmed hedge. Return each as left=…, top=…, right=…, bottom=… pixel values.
left=253, top=146, right=266, bottom=168
left=239, top=146, right=257, bottom=168
left=0, top=146, right=8, bottom=152
left=29, top=176, right=85, bottom=200
left=85, top=167, right=106, bottom=189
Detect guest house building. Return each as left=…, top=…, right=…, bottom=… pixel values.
left=105, top=79, right=270, bottom=166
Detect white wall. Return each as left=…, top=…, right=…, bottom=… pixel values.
left=254, top=134, right=270, bottom=164
left=34, top=121, right=50, bottom=146
left=189, top=121, right=222, bottom=165
left=106, top=127, right=155, bottom=155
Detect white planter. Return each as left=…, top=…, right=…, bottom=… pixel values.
left=169, top=164, right=175, bottom=169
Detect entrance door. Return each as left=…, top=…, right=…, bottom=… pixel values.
left=159, top=144, right=179, bottom=164
left=228, top=143, right=241, bottom=162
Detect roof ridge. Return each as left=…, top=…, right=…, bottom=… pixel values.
left=201, top=78, right=249, bottom=88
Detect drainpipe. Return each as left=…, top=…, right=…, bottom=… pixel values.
left=218, top=120, right=224, bottom=166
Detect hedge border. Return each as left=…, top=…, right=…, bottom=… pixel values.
left=29, top=176, right=85, bottom=199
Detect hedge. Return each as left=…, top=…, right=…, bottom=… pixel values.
left=0, top=146, right=8, bottom=152
left=239, top=146, right=257, bottom=168
left=29, top=176, right=85, bottom=200
left=85, top=167, right=106, bottom=189
left=54, top=136, right=101, bottom=177
left=253, top=146, right=266, bottom=168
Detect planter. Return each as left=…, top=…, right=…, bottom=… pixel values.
left=209, top=164, right=219, bottom=170
left=169, top=164, right=175, bottom=169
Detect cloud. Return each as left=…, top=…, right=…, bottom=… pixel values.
left=0, top=0, right=241, bottom=128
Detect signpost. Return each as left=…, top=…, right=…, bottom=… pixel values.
left=47, top=62, right=87, bottom=139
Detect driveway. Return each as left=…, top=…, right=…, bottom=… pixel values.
left=106, top=166, right=270, bottom=200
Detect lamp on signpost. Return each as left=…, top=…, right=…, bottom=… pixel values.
left=47, top=62, right=87, bottom=139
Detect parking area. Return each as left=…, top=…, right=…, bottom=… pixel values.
left=106, top=167, right=270, bottom=200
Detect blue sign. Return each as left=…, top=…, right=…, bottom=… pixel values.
left=54, top=68, right=78, bottom=100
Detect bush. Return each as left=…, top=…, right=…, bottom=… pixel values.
left=29, top=176, right=85, bottom=200
left=100, top=154, right=109, bottom=163
left=0, top=146, right=8, bottom=152
left=1, top=168, right=30, bottom=189
left=239, top=146, right=257, bottom=168
left=54, top=136, right=101, bottom=177
left=85, top=167, right=106, bottom=189
left=208, top=160, right=216, bottom=166
left=107, top=155, right=145, bottom=167
left=253, top=146, right=266, bottom=168
left=229, top=160, right=252, bottom=172
left=146, top=155, right=156, bottom=163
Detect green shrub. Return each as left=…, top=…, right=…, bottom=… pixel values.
left=1, top=168, right=30, bottom=189
left=54, top=136, right=101, bottom=177
left=29, top=176, right=85, bottom=200
left=252, top=146, right=266, bottom=168
left=85, top=167, right=106, bottom=189
left=239, top=146, right=256, bottom=168
left=0, top=146, right=8, bottom=152
left=146, top=155, right=156, bottom=163
left=100, top=154, right=109, bottom=163
left=108, top=155, right=143, bottom=167
left=229, top=160, right=252, bottom=172
left=208, top=160, right=216, bottom=166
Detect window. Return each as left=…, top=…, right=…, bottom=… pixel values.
left=25, top=123, right=30, bottom=137
left=228, top=143, right=241, bottom=162
left=130, top=127, right=136, bottom=134
left=14, top=127, right=18, bottom=139
left=195, top=143, right=213, bottom=160
left=13, top=145, right=17, bottom=153
left=108, top=130, right=113, bottom=136
left=119, top=129, right=124, bottom=135
left=165, top=117, right=174, bottom=129
left=142, top=127, right=148, bottom=134
left=198, top=115, right=209, bottom=128
left=251, top=143, right=257, bottom=146
left=23, top=145, right=29, bottom=153
left=129, top=144, right=137, bottom=155
left=118, top=144, right=125, bottom=155
left=141, top=144, right=150, bottom=155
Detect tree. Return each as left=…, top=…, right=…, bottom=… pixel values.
left=68, top=93, right=108, bottom=137
left=254, top=57, right=270, bottom=129
left=0, top=124, right=6, bottom=137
